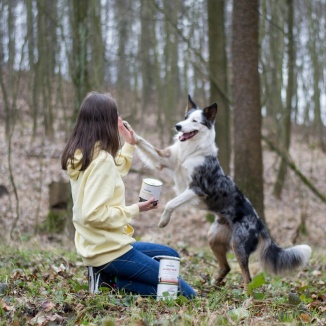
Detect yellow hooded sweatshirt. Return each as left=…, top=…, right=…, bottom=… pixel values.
left=67, top=142, right=139, bottom=267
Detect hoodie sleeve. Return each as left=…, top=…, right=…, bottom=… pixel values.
left=80, top=157, right=139, bottom=229
left=115, top=143, right=135, bottom=177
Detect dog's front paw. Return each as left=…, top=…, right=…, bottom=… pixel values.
left=122, top=120, right=132, bottom=130
left=133, top=133, right=142, bottom=145
left=158, top=210, right=172, bottom=228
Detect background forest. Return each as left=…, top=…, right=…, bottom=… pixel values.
left=0, top=0, right=326, bottom=324
left=0, top=0, right=325, bottom=247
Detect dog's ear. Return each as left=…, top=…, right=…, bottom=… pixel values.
left=203, top=103, right=218, bottom=121
left=186, top=94, right=197, bottom=113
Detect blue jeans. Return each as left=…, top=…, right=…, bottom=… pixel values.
left=95, top=242, right=196, bottom=298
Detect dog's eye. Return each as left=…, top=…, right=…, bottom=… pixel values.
left=192, top=119, right=197, bottom=123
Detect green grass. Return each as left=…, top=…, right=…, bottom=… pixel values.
left=0, top=244, right=325, bottom=325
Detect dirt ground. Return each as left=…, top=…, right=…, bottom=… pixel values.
left=0, top=117, right=325, bottom=252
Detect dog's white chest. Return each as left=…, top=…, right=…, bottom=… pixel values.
left=173, top=155, right=205, bottom=195
left=174, top=165, right=190, bottom=194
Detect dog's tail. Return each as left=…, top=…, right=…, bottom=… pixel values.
left=258, top=230, right=311, bottom=276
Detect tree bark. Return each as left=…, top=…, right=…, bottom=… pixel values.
left=140, top=0, right=156, bottom=113
left=89, top=1, right=105, bottom=91
left=163, top=0, right=181, bottom=141
left=70, top=0, right=90, bottom=122
left=308, top=1, right=325, bottom=152
left=116, top=0, right=131, bottom=116
left=273, top=0, right=295, bottom=198
left=232, top=0, right=265, bottom=220
left=207, top=0, right=230, bottom=174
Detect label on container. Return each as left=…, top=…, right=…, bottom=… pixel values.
left=139, top=178, right=163, bottom=206
left=154, top=255, right=180, bottom=284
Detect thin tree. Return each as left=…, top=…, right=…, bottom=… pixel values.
left=140, top=0, right=156, bottom=114
left=162, top=0, right=181, bottom=141
left=36, top=0, right=57, bottom=139
left=116, top=0, right=133, bottom=120
left=70, top=0, right=90, bottom=122
left=273, top=0, right=295, bottom=198
left=261, top=1, right=286, bottom=136
left=308, top=1, right=325, bottom=152
left=207, top=0, right=230, bottom=174
left=232, top=0, right=265, bottom=220
left=0, top=1, right=28, bottom=238
left=26, top=0, right=40, bottom=139
left=88, top=0, right=105, bottom=91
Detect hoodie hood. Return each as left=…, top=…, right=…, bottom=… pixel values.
left=67, top=149, right=83, bottom=181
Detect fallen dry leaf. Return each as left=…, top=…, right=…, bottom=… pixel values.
left=300, top=312, right=311, bottom=323
left=40, top=300, right=55, bottom=312
left=1, top=299, right=14, bottom=312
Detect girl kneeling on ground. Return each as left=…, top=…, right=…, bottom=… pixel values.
left=61, top=92, right=196, bottom=298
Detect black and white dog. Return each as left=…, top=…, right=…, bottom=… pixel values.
left=133, top=95, right=311, bottom=288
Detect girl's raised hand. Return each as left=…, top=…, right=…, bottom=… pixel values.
left=118, top=117, right=137, bottom=145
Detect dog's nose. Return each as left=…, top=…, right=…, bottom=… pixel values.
left=175, top=124, right=181, bottom=131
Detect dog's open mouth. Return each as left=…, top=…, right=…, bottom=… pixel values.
left=179, top=130, right=198, bottom=142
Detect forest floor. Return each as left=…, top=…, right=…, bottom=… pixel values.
left=0, top=112, right=326, bottom=325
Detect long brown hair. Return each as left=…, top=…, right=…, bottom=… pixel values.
left=61, top=92, right=121, bottom=171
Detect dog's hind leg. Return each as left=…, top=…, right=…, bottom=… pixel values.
left=231, top=244, right=252, bottom=289
left=231, top=227, right=260, bottom=289
left=208, top=218, right=232, bottom=284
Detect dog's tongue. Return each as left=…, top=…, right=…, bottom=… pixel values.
left=179, top=131, right=196, bottom=142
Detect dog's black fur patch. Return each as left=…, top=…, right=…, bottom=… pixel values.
left=200, top=111, right=215, bottom=130
left=190, top=155, right=261, bottom=256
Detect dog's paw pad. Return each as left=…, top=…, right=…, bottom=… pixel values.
left=158, top=218, right=169, bottom=228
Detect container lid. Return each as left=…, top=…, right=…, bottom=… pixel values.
left=153, top=255, right=180, bottom=261
left=143, top=178, right=163, bottom=186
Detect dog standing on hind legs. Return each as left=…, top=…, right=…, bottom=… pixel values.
left=132, top=94, right=312, bottom=289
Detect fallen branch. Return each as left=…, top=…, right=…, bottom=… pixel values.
left=262, top=135, right=326, bottom=204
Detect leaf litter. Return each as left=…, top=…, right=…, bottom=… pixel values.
left=0, top=110, right=325, bottom=324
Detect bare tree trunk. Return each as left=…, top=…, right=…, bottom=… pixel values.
left=0, top=3, right=4, bottom=65
left=70, top=0, right=90, bottom=122
left=3, top=0, right=15, bottom=138
left=89, top=0, right=105, bottom=91
left=260, top=0, right=285, bottom=136
left=192, top=5, right=207, bottom=102
left=152, top=7, right=165, bottom=144
left=232, top=0, right=265, bottom=221
left=36, top=0, right=57, bottom=139
left=273, top=0, right=295, bottom=198
left=163, top=0, right=181, bottom=141
left=0, top=1, right=28, bottom=238
left=26, top=0, right=40, bottom=139
left=116, top=0, right=132, bottom=118
left=308, top=1, right=325, bottom=152
left=140, top=0, right=156, bottom=114
left=207, top=0, right=230, bottom=174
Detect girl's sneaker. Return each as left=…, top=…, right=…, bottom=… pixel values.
left=87, top=266, right=117, bottom=294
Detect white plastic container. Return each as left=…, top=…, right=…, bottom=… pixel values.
left=157, top=283, right=178, bottom=301
left=139, top=178, right=163, bottom=206
left=157, top=255, right=180, bottom=284
left=154, top=255, right=180, bottom=301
